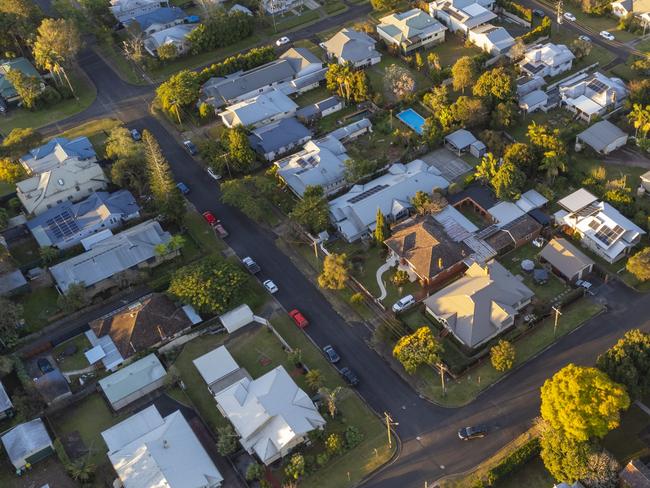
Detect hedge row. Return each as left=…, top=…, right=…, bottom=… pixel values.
left=197, top=45, right=277, bottom=85
left=473, top=437, right=541, bottom=487
left=519, top=16, right=551, bottom=44
left=499, top=0, right=533, bottom=22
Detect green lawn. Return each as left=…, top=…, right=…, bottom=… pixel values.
left=292, top=39, right=325, bottom=59
left=603, top=403, right=650, bottom=463
left=294, top=85, right=331, bottom=107
left=317, top=105, right=360, bottom=133
left=560, top=9, right=637, bottom=42
left=323, top=0, right=347, bottom=14
left=184, top=209, right=226, bottom=253
left=0, top=181, right=14, bottom=197
left=18, top=287, right=62, bottom=332
left=272, top=9, right=321, bottom=31
left=0, top=71, right=97, bottom=132
left=425, top=34, right=483, bottom=68
left=366, top=55, right=431, bottom=101
left=495, top=457, right=554, bottom=488
left=52, top=334, right=93, bottom=372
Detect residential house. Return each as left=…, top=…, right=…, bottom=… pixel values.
left=0, top=58, right=44, bottom=105
left=540, top=238, right=594, bottom=282
left=322, top=28, right=382, bottom=68
left=296, top=96, right=344, bottom=123
left=468, top=24, right=515, bottom=55
left=194, top=345, right=250, bottom=394
left=102, top=405, right=223, bottom=487
left=516, top=74, right=545, bottom=97
left=377, top=9, right=447, bottom=54
left=0, top=270, right=28, bottom=297
left=20, top=136, right=97, bottom=176
left=619, top=458, right=650, bottom=487
left=230, top=3, right=253, bottom=15
left=519, top=89, right=548, bottom=113
left=483, top=201, right=542, bottom=252
left=385, top=215, right=472, bottom=286
left=88, top=293, right=198, bottom=365
left=262, top=0, right=303, bottom=14
left=144, top=23, right=198, bottom=57
left=429, top=0, right=497, bottom=35
left=444, top=129, right=487, bottom=157
left=26, top=190, right=139, bottom=249
left=519, top=43, right=575, bottom=78
left=559, top=71, right=628, bottom=122
left=329, top=160, right=450, bottom=242
left=110, top=0, right=170, bottom=22
left=49, top=220, right=173, bottom=296
left=555, top=188, right=645, bottom=263
left=611, top=0, right=650, bottom=18
left=575, top=120, right=628, bottom=154
left=122, top=7, right=186, bottom=35
left=328, top=117, right=373, bottom=142
left=219, top=89, right=298, bottom=128
left=641, top=170, right=650, bottom=192
left=99, top=354, right=166, bottom=410
left=0, top=419, right=53, bottom=470
left=17, top=160, right=108, bottom=216
left=248, top=117, right=312, bottom=161
left=0, top=381, right=14, bottom=420
left=423, top=260, right=534, bottom=348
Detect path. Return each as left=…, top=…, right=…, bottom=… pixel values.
left=603, top=147, right=650, bottom=170
left=376, top=256, right=396, bottom=300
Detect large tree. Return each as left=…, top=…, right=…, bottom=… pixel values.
left=220, top=178, right=267, bottom=222
left=0, top=158, right=26, bottom=183
left=628, top=103, right=650, bottom=139
left=540, top=364, right=630, bottom=442
left=290, top=185, right=329, bottom=234
left=318, top=253, right=349, bottom=290
left=344, top=156, right=381, bottom=184
left=0, top=0, right=41, bottom=57
left=538, top=419, right=591, bottom=483
left=4, top=69, right=42, bottom=109
left=473, top=66, right=515, bottom=102
left=384, top=64, right=415, bottom=101
left=325, top=63, right=370, bottom=102
left=626, top=247, right=650, bottom=282
left=0, top=297, right=22, bottom=348
left=106, top=126, right=148, bottom=194
left=451, top=56, right=476, bottom=93
left=374, top=208, right=386, bottom=243
left=597, top=329, right=650, bottom=398
left=393, top=326, right=442, bottom=374
left=492, top=160, right=525, bottom=201
left=503, top=142, right=535, bottom=176
left=450, top=96, right=487, bottom=129
left=32, top=18, right=82, bottom=94
left=490, top=339, right=515, bottom=372
left=223, top=126, right=255, bottom=174
left=155, top=70, right=200, bottom=123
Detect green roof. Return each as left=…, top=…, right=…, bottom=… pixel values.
left=0, top=58, right=43, bottom=100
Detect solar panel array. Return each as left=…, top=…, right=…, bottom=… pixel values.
left=574, top=202, right=599, bottom=218
left=594, top=224, right=624, bottom=246
left=586, top=78, right=608, bottom=93
left=46, top=210, right=80, bottom=240
left=522, top=63, right=544, bottom=74
left=588, top=219, right=600, bottom=230
left=348, top=184, right=389, bottom=204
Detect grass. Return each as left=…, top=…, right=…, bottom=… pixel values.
left=0, top=181, right=14, bottom=197
left=603, top=402, right=650, bottom=463
left=52, top=334, right=93, bottom=372
left=58, top=118, right=123, bottom=158
left=323, top=0, right=347, bottom=14
left=457, top=205, right=491, bottom=229
left=495, top=457, right=554, bottom=488
left=0, top=71, right=96, bottom=132
left=292, top=39, right=324, bottom=59
left=366, top=55, right=430, bottom=101
left=511, top=110, right=584, bottom=143
left=317, top=105, right=360, bottom=133
left=95, top=40, right=148, bottom=86
left=18, top=287, right=62, bottom=332
left=9, top=238, right=40, bottom=267
left=272, top=9, right=321, bottom=31
left=293, top=85, right=331, bottom=106
left=560, top=10, right=637, bottom=42
left=184, top=209, right=226, bottom=253
left=426, top=34, right=483, bottom=68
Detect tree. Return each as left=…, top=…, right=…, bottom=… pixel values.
left=480, top=129, right=507, bottom=157
left=290, top=185, right=329, bottom=234
left=492, top=160, right=525, bottom=200
left=325, top=432, right=344, bottom=455
left=223, top=127, right=255, bottom=174
left=344, top=156, right=381, bottom=183
left=475, top=152, right=498, bottom=185
left=583, top=451, right=620, bottom=488
left=345, top=425, right=364, bottom=449
left=392, top=269, right=409, bottom=286
left=168, top=256, right=247, bottom=314
left=384, top=64, right=416, bottom=101
left=156, top=42, right=177, bottom=61
left=216, top=425, right=238, bottom=455
left=325, top=63, right=370, bottom=102
left=0, top=0, right=42, bottom=57
left=156, top=234, right=185, bottom=256
left=414, top=52, right=425, bottom=71
left=491, top=101, right=517, bottom=129
left=66, top=455, right=95, bottom=483
left=285, top=453, right=305, bottom=480
left=0, top=298, right=22, bottom=348
left=490, top=340, right=515, bottom=372
left=32, top=18, right=81, bottom=94
left=318, top=386, right=343, bottom=418
left=540, top=364, right=630, bottom=442
left=155, top=70, right=200, bottom=123
left=539, top=419, right=591, bottom=483
left=571, top=38, right=592, bottom=59
left=305, top=369, right=323, bottom=391
left=106, top=126, right=142, bottom=161
left=422, top=83, right=449, bottom=109
left=4, top=69, right=42, bottom=109
left=503, top=142, right=535, bottom=175
left=246, top=462, right=265, bottom=481
left=411, top=190, right=432, bottom=215
left=106, top=126, right=147, bottom=194
left=450, top=96, right=487, bottom=128
left=628, top=103, right=650, bottom=139
left=539, top=150, right=567, bottom=183
left=473, top=67, right=514, bottom=102
left=0, top=128, right=43, bottom=158
left=318, top=253, right=349, bottom=290
left=628, top=79, right=650, bottom=106
left=422, top=117, right=443, bottom=148
left=393, top=326, right=442, bottom=374
left=370, top=0, right=397, bottom=10
left=220, top=178, right=267, bottom=222
left=626, top=247, right=650, bottom=282
left=451, top=56, right=476, bottom=93
left=375, top=208, right=386, bottom=243
left=57, top=282, right=88, bottom=313
left=597, top=329, right=650, bottom=398
left=509, top=39, right=526, bottom=60
left=0, top=158, right=26, bottom=183
left=39, top=246, right=58, bottom=265
left=427, top=52, right=441, bottom=72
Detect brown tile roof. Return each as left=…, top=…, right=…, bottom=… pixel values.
left=620, top=459, right=650, bottom=488
left=485, top=214, right=541, bottom=252
left=89, top=293, right=191, bottom=358
left=384, top=215, right=471, bottom=280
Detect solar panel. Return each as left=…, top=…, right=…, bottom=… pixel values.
left=594, top=225, right=622, bottom=247
left=586, top=78, right=608, bottom=93
left=46, top=210, right=80, bottom=240
left=588, top=219, right=601, bottom=231
left=348, top=185, right=389, bottom=204
left=574, top=202, right=600, bottom=218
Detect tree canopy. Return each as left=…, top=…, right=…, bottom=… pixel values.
left=290, top=185, right=329, bottom=234
left=473, top=67, right=515, bottom=102
left=0, top=127, right=43, bottom=158
left=597, top=329, right=650, bottom=398
left=318, top=253, right=349, bottom=290
left=155, top=70, right=200, bottom=122
left=451, top=56, right=476, bottom=93
left=393, top=326, right=442, bottom=374
left=0, top=298, right=22, bottom=348
left=626, top=247, right=650, bottom=281
left=384, top=64, right=415, bottom=101
left=325, top=63, right=370, bottom=102
left=490, top=340, right=516, bottom=372
left=538, top=419, right=591, bottom=483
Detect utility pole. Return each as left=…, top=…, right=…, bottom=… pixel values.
left=556, top=0, right=563, bottom=32
left=438, top=362, right=447, bottom=396
left=384, top=412, right=399, bottom=448
left=552, top=306, right=562, bottom=337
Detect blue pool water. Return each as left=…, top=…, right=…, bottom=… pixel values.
left=396, top=108, right=426, bottom=135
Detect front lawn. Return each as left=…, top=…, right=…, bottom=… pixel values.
left=18, top=287, right=62, bottom=332
left=495, top=457, right=554, bottom=488
left=603, top=402, right=650, bottom=463
left=52, top=334, right=93, bottom=373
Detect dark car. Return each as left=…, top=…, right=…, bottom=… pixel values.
left=533, top=8, right=545, bottom=17
left=323, top=345, right=340, bottom=364
left=183, top=140, right=198, bottom=155
left=176, top=182, right=190, bottom=195
left=458, top=425, right=488, bottom=440
left=340, top=367, right=359, bottom=386
left=37, top=358, right=54, bottom=374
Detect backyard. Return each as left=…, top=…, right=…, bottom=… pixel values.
left=52, top=334, right=93, bottom=373
left=366, top=54, right=430, bottom=102
left=17, top=286, right=62, bottom=333
left=603, top=401, right=650, bottom=463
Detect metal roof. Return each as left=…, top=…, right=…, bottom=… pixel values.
left=577, top=120, right=627, bottom=153
left=557, top=188, right=598, bottom=212
left=193, top=345, right=240, bottom=387
left=1, top=419, right=52, bottom=469
left=99, top=354, right=166, bottom=406
left=249, top=117, right=311, bottom=155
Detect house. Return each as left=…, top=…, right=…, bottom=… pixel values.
left=194, top=345, right=251, bottom=394
left=49, top=220, right=173, bottom=295
left=328, top=117, right=373, bottom=142
left=219, top=89, right=298, bottom=128
left=110, top=0, right=170, bottom=22
left=0, top=58, right=44, bottom=105
left=26, top=190, right=140, bottom=249
left=555, top=188, right=646, bottom=263
left=329, top=160, right=450, bottom=242
left=0, top=270, right=28, bottom=297
left=88, top=293, right=198, bottom=363
left=385, top=215, right=472, bottom=286
left=262, top=0, right=303, bottom=14
left=642, top=170, right=650, bottom=192
left=122, top=7, right=186, bottom=35
left=230, top=3, right=253, bottom=15
left=16, top=160, right=108, bottom=216
left=102, top=405, right=223, bottom=488
left=34, top=369, right=72, bottom=404
left=322, top=28, right=382, bottom=68
left=20, top=136, right=97, bottom=176
left=517, top=74, right=545, bottom=97
left=423, top=260, right=534, bottom=348
left=619, top=458, right=650, bottom=487
left=0, top=381, right=14, bottom=420
left=575, top=120, right=628, bottom=154
left=519, top=43, right=575, bottom=79
left=540, top=238, right=594, bottom=282
left=519, top=89, right=548, bottom=114
left=248, top=117, right=312, bottom=161
left=296, top=96, right=344, bottom=123
left=0, top=419, right=54, bottom=470
left=429, top=0, right=497, bottom=35
left=611, top=0, right=650, bottom=18
left=559, top=72, right=628, bottom=122
left=98, top=354, right=166, bottom=410
left=468, top=24, right=515, bottom=55
left=377, top=9, right=447, bottom=54
left=483, top=201, right=542, bottom=252
left=444, top=129, right=486, bottom=157
left=144, top=23, right=198, bottom=57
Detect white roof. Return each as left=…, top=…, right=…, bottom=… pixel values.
left=219, top=304, right=255, bottom=333
left=568, top=95, right=603, bottom=115
left=487, top=201, right=525, bottom=227
left=98, top=354, right=166, bottom=406
left=577, top=120, right=628, bottom=152
left=102, top=406, right=223, bottom=488
left=85, top=345, right=106, bottom=364
left=519, top=89, right=547, bottom=108
left=558, top=188, right=598, bottom=212
left=515, top=189, right=548, bottom=212
left=193, top=345, right=240, bottom=387
left=214, top=366, right=326, bottom=464
left=85, top=328, right=125, bottom=371
left=1, top=419, right=52, bottom=469
left=0, top=381, right=12, bottom=412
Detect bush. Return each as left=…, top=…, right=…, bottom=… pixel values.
left=345, top=426, right=364, bottom=449
left=519, top=16, right=551, bottom=44
left=484, top=438, right=540, bottom=485
left=392, top=269, right=409, bottom=286
left=325, top=432, right=345, bottom=456
left=498, top=0, right=532, bottom=21
left=350, top=292, right=365, bottom=304
left=316, top=452, right=330, bottom=466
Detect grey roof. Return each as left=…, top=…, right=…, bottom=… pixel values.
left=540, top=238, right=594, bottom=279
left=378, top=8, right=446, bottom=44
left=329, top=117, right=372, bottom=141
left=520, top=89, right=547, bottom=108
left=0, top=270, right=27, bottom=296
left=220, top=89, right=297, bottom=127
left=34, top=369, right=71, bottom=403
left=49, top=220, right=171, bottom=292
left=249, top=117, right=311, bottom=155
left=1, top=419, right=52, bottom=468
left=323, top=28, right=380, bottom=63
left=0, top=381, right=12, bottom=412
left=296, top=96, right=342, bottom=120
left=99, top=354, right=166, bottom=406
left=448, top=184, right=497, bottom=210
left=280, top=47, right=321, bottom=73
left=445, top=129, right=478, bottom=150
left=557, top=188, right=598, bottom=212
left=577, top=120, right=627, bottom=152
left=471, top=24, right=515, bottom=51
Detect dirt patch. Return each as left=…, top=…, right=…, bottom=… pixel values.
left=0, top=457, right=76, bottom=488
left=59, top=430, right=88, bottom=460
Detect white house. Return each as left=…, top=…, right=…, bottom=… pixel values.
left=20, top=136, right=97, bottom=175
left=429, top=0, right=497, bottom=34
left=17, top=160, right=108, bottom=216
left=519, top=89, right=548, bottom=113
left=219, top=89, right=298, bottom=128
left=98, top=354, right=166, bottom=410
left=555, top=188, right=645, bottom=263
left=322, top=28, right=382, bottom=68
left=102, top=405, right=223, bottom=488
left=110, top=0, right=169, bottom=22
left=575, top=120, right=628, bottom=154
left=559, top=71, right=628, bottom=122
left=519, top=43, right=575, bottom=78
left=468, top=24, right=515, bottom=55
left=377, top=9, right=447, bottom=54
left=144, top=23, right=198, bottom=57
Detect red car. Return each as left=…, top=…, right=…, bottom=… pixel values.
left=202, top=211, right=217, bottom=226
left=289, top=309, right=309, bottom=328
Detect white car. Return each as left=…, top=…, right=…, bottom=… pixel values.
left=532, top=237, right=546, bottom=248
left=578, top=35, right=591, bottom=42
left=207, top=167, right=221, bottom=181
left=563, top=12, right=576, bottom=21
left=263, top=279, right=278, bottom=294
left=276, top=36, right=290, bottom=46
left=600, top=30, right=615, bottom=41
left=392, top=294, right=415, bottom=313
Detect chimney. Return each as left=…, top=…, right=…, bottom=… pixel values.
left=163, top=439, right=169, bottom=449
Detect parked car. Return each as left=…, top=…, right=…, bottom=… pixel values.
left=242, top=256, right=260, bottom=274
left=533, top=8, right=545, bottom=17
left=563, top=12, right=576, bottom=21
left=289, top=309, right=309, bottom=328
left=37, top=358, right=54, bottom=374
left=130, top=128, right=141, bottom=141
left=576, top=279, right=592, bottom=291
left=458, top=426, right=488, bottom=440
left=276, top=36, right=290, bottom=46
left=578, top=35, right=591, bottom=42
left=323, top=345, right=340, bottom=364
left=263, top=279, right=278, bottom=294
left=201, top=211, right=229, bottom=237
left=392, top=294, right=416, bottom=313
left=532, top=237, right=546, bottom=248
left=340, top=367, right=359, bottom=386
left=600, top=30, right=615, bottom=41
left=176, top=182, right=190, bottom=195
left=202, top=211, right=217, bottom=226
left=183, top=140, right=198, bottom=156
left=207, top=167, right=222, bottom=181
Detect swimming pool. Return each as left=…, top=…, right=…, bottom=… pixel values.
left=397, top=108, right=426, bottom=135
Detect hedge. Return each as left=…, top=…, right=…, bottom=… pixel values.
left=498, top=0, right=532, bottom=22
left=484, top=437, right=541, bottom=486
left=518, top=16, right=551, bottom=44
left=197, top=46, right=277, bottom=85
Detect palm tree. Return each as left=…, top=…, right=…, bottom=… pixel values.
left=305, top=369, right=323, bottom=391
left=318, top=386, right=343, bottom=418
left=628, top=103, right=650, bottom=139
left=539, top=150, right=567, bottom=183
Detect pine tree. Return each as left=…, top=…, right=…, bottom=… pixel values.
left=375, top=208, right=385, bottom=243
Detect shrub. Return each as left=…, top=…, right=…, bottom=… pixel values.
left=350, top=292, right=365, bottom=304
left=345, top=426, right=364, bottom=449
left=484, top=438, right=540, bottom=485
left=519, top=16, right=551, bottom=44
left=245, top=462, right=265, bottom=481
left=325, top=433, right=345, bottom=456
left=316, top=452, right=330, bottom=466
left=392, top=269, right=409, bottom=286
